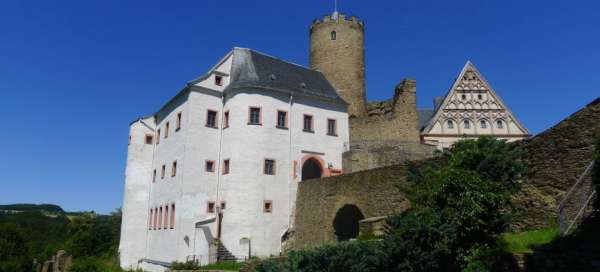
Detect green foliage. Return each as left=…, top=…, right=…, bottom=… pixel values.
left=200, top=260, right=244, bottom=271
left=170, top=261, right=201, bottom=270
left=0, top=206, right=122, bottom=272
left=499, top=227, right=559, bottom=253
left=255, top=240, right=386, bottom=272
left=255, top=137, right=524, bottom=272
left=0, top=204, right=64, bottom=213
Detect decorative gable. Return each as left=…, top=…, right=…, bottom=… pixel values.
left=422, top=61, right=529, bottom=143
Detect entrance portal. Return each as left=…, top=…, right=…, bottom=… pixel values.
left=301, top=158, right=322, bottom=181
left=332, top=204, right=364, bottom=241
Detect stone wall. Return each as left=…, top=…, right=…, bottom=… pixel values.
left=349, top=79, right=421, bottom=143
left=511, top=98, right=600, bottom=230
left=291, top=164, right=410, bottom=249
left=291, top=97, right=600, bottom=249
left=342, top=140, right=436, bottom=173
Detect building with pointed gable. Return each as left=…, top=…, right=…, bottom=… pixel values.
left=419, top=62, right=529, bottom=149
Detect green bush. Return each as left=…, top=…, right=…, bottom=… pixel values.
left=68, top=257, right=125, bottom=272
left=170, top=260, right=201, bottom=270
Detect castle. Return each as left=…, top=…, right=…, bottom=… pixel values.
left=119, top=11, right=528, bottom=271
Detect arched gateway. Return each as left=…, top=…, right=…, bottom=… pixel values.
left=301, top=158, right=322, bottom=181
left=332, top=204, right=365, bottom=241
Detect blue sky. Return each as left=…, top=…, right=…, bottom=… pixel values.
left=0, top=1, right=598, bottom=214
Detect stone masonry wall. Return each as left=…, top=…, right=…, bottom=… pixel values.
left=292, top=164, right=410, bottom=249
left=349, top=79, right=421, bottom=143
left=511, top=98, right=600, bottom=230
left=292, top=98, right=600, bottom=249
left=343, top=140, right=437, bottom=173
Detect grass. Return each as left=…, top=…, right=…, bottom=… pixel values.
left=200, top=260, right=244, bottom=271
left=499, top=227, right=560, bottom=253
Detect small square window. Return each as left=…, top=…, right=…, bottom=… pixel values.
left=145, top=134, right=154, bottom=145
left=161, top=165, right=166, bottom=179
left=176, top=112, right=182, bottom=131
left=303, top=115, right=313, bottom=132
left=206, top=110, right=218, bottom=128
left=224, top=111, right=230, bottom=128
left=205, top=160, right=215, bottom=172
left=215, top=75, right=223, bottom=86
left=461, top=94, right=467, bottom=100
left=223, top=159, right=230, bottom=175
left=263, top=200, right=272, bottom=213
left=171, top=161, right=177, bottom=177
left=207, top=202, right=215, bottom=213
left=249, top=107, right=261, bottom=125
left=264, top=159, right=275, bottom=175
left=327, top=119, right=337, bottom=136
left=277, top=111, right=287, bottom=128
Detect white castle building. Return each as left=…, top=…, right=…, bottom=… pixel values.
left=119, top=47, right=349, bottom=271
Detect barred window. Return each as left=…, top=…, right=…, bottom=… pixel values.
left=206, top=110, right=218, bottom=128
left=249, top=107, right=261, bottom=125
left=264, top=159, right=275, bottom=175
left=327, top=119, right=337, bottom=136
left=277, top=111, right=287, bottom=128
left=303, top=115, right=313, bottom=132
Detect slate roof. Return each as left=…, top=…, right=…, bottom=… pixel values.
left=417, top=108, right=435, bottom=130
left=226, top=47, right=346, bottom=104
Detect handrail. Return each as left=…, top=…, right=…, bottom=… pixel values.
left=557, top=161, right=595, bottom=212
left=557, top=160, right=596, bottom=235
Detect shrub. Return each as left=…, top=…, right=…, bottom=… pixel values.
left=68, top=257, right=125, bottom=272
left=170, top=260, right=201, bottom=270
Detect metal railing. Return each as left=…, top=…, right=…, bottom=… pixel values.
left=557, top=160, right=596, bottom=235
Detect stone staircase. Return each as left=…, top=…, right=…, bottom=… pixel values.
left=212, top=239, right=237, bottom=262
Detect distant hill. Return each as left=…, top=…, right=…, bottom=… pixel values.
left=0, top=203, right=65, bottom=213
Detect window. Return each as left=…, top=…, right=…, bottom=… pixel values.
left=264, top=159, right=275, bottom=175
left=152, top=169, right=156, bottom=183
left=145, top=135, right=154, bottom=145
left=220, top=201, right=226, bottom=210
left=480, top=120, right=487, bottom=129
left=327, top=119, right=337, bottom=136
left=215, top=75, right=223, bottom=86
left=156, top=129, right=161, bottom=144
left=461, top=94, right=467, bottom=100
left=205, top=160, right=215, bottom=172
left=249, top=107, right=261, bottom=125
left=148, top=209, right=153, bottom=230
left=224, top=111, right=230, bottom=128
left=176, top=112, right=182, bottom=131
left=277, top=110, right=287, bottom=128
left=207, top=201, right=215, bottom=213
left=128, top=135, right=131, bottom=146
left=161, top=165, right=166, bottom=179
left=464, top=120, right=471, bottom=129
left=171, top=161, right=177, bottom=177
left=447, top=120, right=454, bottom=129
left=303, top=115, right=313, bottom=132
left=206, top=110, right=218, bottom=128
left=158, top=206, right=163, bottom=230
left=478, top=94, right=483, bottom=100
left=222, top=159, right=230, bottom=175
left=165, top=122, right=169, bottom=138
left=170, top=204, right=175, bottom=229
left=331, top=31, right=336, bottom=40
left=164, top=205, right=169, bottom=229
left=263, top=200, right=273, bottom=213
left=152, top=208, right=158, bottom=230
left=497, top=120, right=504, bottom=129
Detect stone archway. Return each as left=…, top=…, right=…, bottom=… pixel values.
left=332, top=204, right=365, bottom=241
left=301, top=158, right=322, bottom=181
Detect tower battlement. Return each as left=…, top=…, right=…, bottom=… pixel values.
left=310, top=13, right=364, bottom=30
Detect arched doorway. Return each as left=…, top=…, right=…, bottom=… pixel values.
left=332, top=204, right=365, bottom=241
left=301, top=158, right=322, bottom=181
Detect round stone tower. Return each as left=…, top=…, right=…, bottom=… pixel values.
left=310, top=12, right=367, bottom=118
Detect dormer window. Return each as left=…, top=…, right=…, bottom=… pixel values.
left=447, top=120, right=454, bottom=129
left=480, top=120, right=487, bottom=129
left=215, top=75, right=223, bottom=86
left=497, top=120, right=504, bottom=129
left=464, top=120, right=471, bottom=129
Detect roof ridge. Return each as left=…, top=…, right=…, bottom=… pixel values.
left=236, top=47, right=314, bottom=72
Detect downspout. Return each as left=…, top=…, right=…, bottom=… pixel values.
left=282, top=94, right=294, bottom=253
left=143, top=118, right=156, bottom=267
left=214, top=94, right=226, bottom=238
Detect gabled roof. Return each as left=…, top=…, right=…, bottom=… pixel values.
left=188, top=47, right=346, bottom=104
left=226, top=48, right=346, bottom=103
left=421, top=61, right=529, bottom=134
